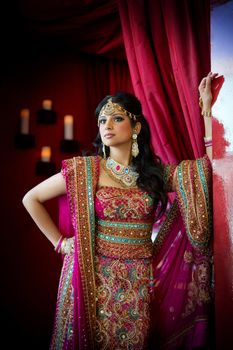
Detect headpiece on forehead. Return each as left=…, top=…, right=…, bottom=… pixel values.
left=98, top=97, right=141, bottom=125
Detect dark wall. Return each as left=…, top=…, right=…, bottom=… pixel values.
left=0, top=3, right=131, bottom=349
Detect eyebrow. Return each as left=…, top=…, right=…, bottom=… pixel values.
left=99, top=113, right=125, bottom=118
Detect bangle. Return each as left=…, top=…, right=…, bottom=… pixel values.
left=54, top=235, right=64, bottom=253
left=202, top=110, right=212, bottom=118
left=204, top=136, right=212, bottom=148
left=205, top=141, right=212, bottom=147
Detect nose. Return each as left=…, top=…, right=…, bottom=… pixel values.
left=105, top=118, right=113, bottom=129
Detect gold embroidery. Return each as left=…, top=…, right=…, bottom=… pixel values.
left=95, top=255, right=151, bottom=349
left=96, top=187, right=154, bottom=220
left=182, top=255, right=211, bottom=318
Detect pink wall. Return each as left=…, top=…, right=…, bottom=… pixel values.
left=211, top=1, right=233, bottom=348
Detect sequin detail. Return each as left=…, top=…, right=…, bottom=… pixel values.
left=95, top=255, right=152, bottom=350
left=96, top=219, right=153, bottom=259
left=95, top=187, right=154, bottom=259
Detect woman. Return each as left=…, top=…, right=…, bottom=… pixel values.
left=22, top=72, right=215, bottom=349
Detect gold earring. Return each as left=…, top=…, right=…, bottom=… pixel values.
left=132, top=133, right=139, bottom=157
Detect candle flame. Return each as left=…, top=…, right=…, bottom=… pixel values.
left=41, top=146, right=51, bottom=162
left=64, top=115, right=73, bottom=124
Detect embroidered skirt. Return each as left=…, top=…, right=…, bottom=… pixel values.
left=95, top=254, right=152, bottom=350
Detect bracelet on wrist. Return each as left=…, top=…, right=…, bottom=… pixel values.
left=199, top=96, right=212, bottom=117
left=202, top=110, right=212, bottom=118
left=54, top=235, right=64, bottom=253
left=204, top=136, right=212, bottom=148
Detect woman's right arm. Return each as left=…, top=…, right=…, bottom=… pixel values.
left=22, top=172, right=66, bottom=248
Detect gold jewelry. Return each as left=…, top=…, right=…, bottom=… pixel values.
left=98, top=98, right=141, bottom=125
left=202, top=110, right=212, bottom=118
left=102, top=157, right=139, bottom=188
left=199, top=96, right=211, bottom=117
left=199, top=96, right=203, bottom=109
left=132, top=133, right=139, bottom=157
left=60, top=237, right=75, bottom=255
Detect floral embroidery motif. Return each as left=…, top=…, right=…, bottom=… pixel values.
left=95, top=255, right=152, bottom=349
left=95, top=186, right=154, bottom=221
left=175, top=157, right=212, bottom=249
left=95, top=187, right=154, bottom=259
left=182, top=253, right=211, bottom=318
left=94, top=186, right=155, bottom=348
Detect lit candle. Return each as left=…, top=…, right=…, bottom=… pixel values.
left=42, top=99, right=52, bottom=110
left=41, top=146, right=51, bottom=162
left=64, top=115, right=74, bottom=140
left=20, top=109, right=30, bottom=134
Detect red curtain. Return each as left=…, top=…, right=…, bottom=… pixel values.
left=17, top=0, right=125, bottom=60
left=118, top=0, right=211, bottom=163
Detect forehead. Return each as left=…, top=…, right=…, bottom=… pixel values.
left=99, top=99, right=127, bottom=118
left=99, top=110, right=126, bottom=118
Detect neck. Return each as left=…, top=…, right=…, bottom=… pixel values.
left=109, top=144, right=132, bottom=166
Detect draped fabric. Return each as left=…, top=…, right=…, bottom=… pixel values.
left=116, top=2, right=214, bottom=348
left=118, top=0, right=211, bottom=163
left=17, top=0, right=125, bottom=60
left=53, top=155, right=212, bottom=350
left=46, top=1, right=214, bottom=348
left=151, top=155, right=213, bottom=349
left=18, top=0, right=210, bottom=163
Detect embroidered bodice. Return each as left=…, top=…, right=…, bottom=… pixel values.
left=95, top=186, right=155, bottom=259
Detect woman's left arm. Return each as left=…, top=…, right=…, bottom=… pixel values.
left=198, top=72, right=219, bottom=161
left=164, top=72, right=221, bottom=192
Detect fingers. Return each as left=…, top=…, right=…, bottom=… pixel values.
left=207, top=71, right=219, bottom=79
left=199, top=72, right=219, bottom=92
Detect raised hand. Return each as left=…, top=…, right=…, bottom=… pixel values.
left=199, top=72, right=218, bottom=109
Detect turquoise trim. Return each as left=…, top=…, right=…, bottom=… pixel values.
left=177, top=164, right=188, bottom=209
left=197, top=159, right=209, bottom=206
left=55, top=259, right=74, bottom=349
left=97, top=219, right=152, bottom=230
left=97, top=231, right=151, bottom=244
left=177, top=160, right=209, bottom=248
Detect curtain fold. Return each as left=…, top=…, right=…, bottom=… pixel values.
left=18, top=0, right=125, bottom=60
left=118, top=0, right=211, bottom=163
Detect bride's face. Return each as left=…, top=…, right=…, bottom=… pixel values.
left=98, top=111, right=134, bottom=148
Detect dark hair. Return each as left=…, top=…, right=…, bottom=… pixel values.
left=93, top=91, right=167, bottom=219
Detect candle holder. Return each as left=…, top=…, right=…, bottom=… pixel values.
left=60, top=139, right=79, bottom=153
left=36, top=160, right=56, bottom=176
left=14, top=133, right=35, bottom=149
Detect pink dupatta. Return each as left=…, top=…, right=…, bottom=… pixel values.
left=151, top=155, right=213, bottom=349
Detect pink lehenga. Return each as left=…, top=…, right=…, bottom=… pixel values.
left=50, top=155, right=212, bottom=350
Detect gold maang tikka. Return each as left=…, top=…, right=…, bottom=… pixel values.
left=98, top=98, right=141, bottom=126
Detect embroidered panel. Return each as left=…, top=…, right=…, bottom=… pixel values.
left=50, top=254, right=74, bottom=350
left=95, top=254, right=152, bottom=350
left=175, top=157, right=212, bottom=249
left=96, top=219, right=153, bottom=258
left=73, top=156, right=98, bottom=346
left=95, top=186, right=154, bottom=221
